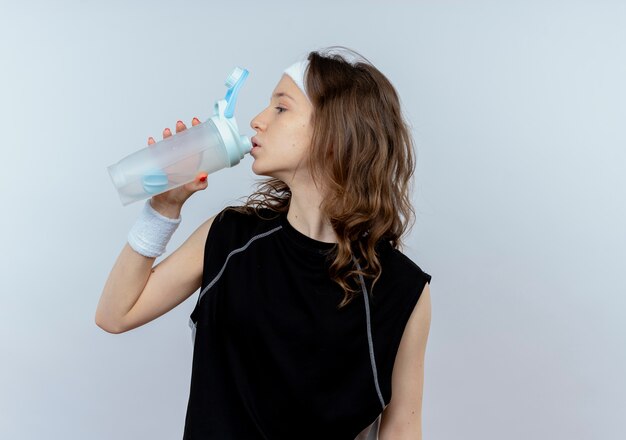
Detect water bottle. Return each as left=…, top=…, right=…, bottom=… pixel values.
left=107, top=67, right=252, bottom=206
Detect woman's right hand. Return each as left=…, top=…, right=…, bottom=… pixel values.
left=148, top=117, right=209, bottom=213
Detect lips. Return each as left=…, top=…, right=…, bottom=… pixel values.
left=251, top=137, right=261, bottom=148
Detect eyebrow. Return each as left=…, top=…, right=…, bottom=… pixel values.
left=271, top=92, right=295, bottom=101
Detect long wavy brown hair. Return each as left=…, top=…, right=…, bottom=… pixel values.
left=225, top=46, right=417, bottom=309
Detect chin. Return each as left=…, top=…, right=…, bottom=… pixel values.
left=251, top=162, right=274, bottom=178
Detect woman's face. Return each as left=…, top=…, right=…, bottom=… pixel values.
left=249, top=74, right=314, bottom=183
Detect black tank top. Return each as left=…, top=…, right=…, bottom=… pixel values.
left=183, top=206, right=432, bottom=439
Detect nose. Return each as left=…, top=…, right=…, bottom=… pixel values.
left=250, top=110, right=267, bottom=132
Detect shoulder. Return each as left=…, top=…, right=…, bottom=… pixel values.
left=366, top=243, right=431, bottom=318
left=382, top=244, right=432, bottom=288
left=213, top=205, right=264, bottom=226
left=210, top=205, right=282, bottom=243
left=217, top=205, right=281, bottom=222
left=200, top=206, right=282, bottom=271
left=378, top=279, right=431, bottom=436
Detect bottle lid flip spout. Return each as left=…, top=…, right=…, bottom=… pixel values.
left=224, top=67, right=249, bottom=118
left=210, top=66, right=252, bottom=166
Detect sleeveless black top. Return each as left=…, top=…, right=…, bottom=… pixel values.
left=183, top=207, right=432, bottom=439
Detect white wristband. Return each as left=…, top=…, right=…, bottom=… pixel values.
left=127, top=199, right=182, bottom=258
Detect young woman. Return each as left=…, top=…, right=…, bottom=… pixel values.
left=96, top=46, right=432, bottom=440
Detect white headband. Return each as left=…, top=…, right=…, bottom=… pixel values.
left=283, top=59, right=311, bottom=103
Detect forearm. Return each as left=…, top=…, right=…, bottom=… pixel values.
left=95, top=199, right=182, bottom=333
left=95, top=242, right=155, bottom=333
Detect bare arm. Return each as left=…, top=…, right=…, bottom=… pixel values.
left=378, top=282, right=432, bottom=440
left=95, top=117, right=212, bottom=333
left=95, top=207, right=216, bottom=333
left=95, top=240, right=158, bottom=333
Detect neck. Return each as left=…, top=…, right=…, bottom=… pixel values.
left=285, top=178, right=338, bottom=244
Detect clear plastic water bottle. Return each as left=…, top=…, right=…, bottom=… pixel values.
left=107, top=67, right=252, bottom=206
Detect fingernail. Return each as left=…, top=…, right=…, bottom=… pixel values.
left=164, top=128, right=171, bottom=133
left=177, top=120, right=183, bottom=126
left=199, top=175, right=207, bottom=182
left=192, top=117, right=200, bottom=123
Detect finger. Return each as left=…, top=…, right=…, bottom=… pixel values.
left=148, top=136, right=155, bottom=146
left=192, top=173, right=208, bottom=190
left=184, top=172, right=208, bottom=191
left=176, top=120, right=187, bottom=133
left=163, top=127, right=172, bottom=139
left=192, top=117, right=200, bottom=127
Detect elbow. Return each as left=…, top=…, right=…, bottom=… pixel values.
left=94, top=314, right=125, bottom=334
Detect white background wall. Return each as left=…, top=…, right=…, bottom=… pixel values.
left=1, top=1, right=624, bottom=439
